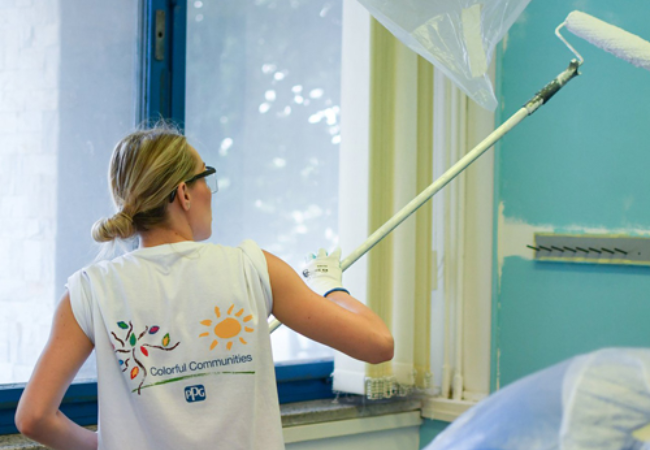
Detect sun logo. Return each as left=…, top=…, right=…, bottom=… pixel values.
left=199, top=304, right=254, bottom=351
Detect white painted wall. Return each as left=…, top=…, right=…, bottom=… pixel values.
left=0, top=0, right=59, bottom=383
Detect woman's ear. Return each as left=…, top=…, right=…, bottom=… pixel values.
left=179, top=182, right=191, bottom=211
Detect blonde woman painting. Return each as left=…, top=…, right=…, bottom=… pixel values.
left=15, top=125, right=393, bottom=450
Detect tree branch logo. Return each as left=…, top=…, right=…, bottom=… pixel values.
left=199, top=304, right=255, bottom=351
left=111, top=321, right=180, bottom=395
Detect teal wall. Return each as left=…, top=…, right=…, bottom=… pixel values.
left=419, top=419, right=448, bottom=449
left=494, top=1, right=650, bottom=388
left=419, top=2, right=650, bottom=444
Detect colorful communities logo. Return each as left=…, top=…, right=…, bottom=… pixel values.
left=111, top=321, right=180, bottom=395
left=199, top=304, right=254, bottom=351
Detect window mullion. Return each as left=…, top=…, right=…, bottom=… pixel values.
left=140, top=0, right=187, bottom=128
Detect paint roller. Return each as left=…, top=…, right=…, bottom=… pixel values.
left=557, top=11, right=650, bottom=71
left=269, top=11, right=650, bottom=334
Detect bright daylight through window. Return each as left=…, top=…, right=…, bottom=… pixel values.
left=0, top=0, right=343, bottom=385
left=185, top=1, right=343, bottom=362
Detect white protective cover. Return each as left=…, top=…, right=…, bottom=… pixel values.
left=356, top=0, right=532, bottom=111
left=424, top=348, right=650, bottom=450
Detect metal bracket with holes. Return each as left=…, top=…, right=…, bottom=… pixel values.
left=528, top=233, right=650, bottom=266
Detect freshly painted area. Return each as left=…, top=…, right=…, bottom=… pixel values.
left=498, top=257, right=650, bottom=386
left=497, top=2, right=650, bottom=228
left=494, top=0, right=650, bottom=390
left=496, top=203, right=650, bottom=280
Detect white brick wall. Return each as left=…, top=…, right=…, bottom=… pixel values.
left=0, top=0, right=59, bottom=384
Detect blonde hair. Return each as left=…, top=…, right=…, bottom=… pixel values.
left=92, top=124, right=197, bottom=243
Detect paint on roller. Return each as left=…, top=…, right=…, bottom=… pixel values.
left=565, top=11, right=650, bottom=71
left=462, top=4, right=488, bottom=78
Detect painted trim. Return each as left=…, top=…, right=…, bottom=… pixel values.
left=169, top=0, right=186, bottom=129
left=140, top=0, right=186, bottom=128
left=283, top=411, right=422, bottom=444
left=276, top=359, right=335, bottom=404
left=333, top=0, right=371, bottom=396
left=421, top=397, right=474, bottom=422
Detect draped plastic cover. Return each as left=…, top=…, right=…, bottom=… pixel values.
left=357, top=0, right=532, bottom=111
left=424, top=348, right=650, bottom=450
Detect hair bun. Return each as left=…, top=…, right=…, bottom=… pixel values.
left=91, top=211, right=136, bottom=243
left=116, top=211, right=133, bottom=224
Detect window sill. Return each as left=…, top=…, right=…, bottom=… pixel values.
left=421, top=397, right=475, bottom=422
left=0, top=396, right=422, bottom=450
left=281, top=395, right=421, bottom=427
left=281, top=396, right=422, bottom=445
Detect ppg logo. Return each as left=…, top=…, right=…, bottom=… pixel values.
left=185, top=385, right=206, bottom=403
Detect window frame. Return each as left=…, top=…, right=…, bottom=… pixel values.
left=0, top=0, right=335, bottom=436
left=140, top=0, right=186, bottom=126
left=0, top=359, right=333, bottom=435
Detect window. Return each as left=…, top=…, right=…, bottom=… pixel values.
left=0, top=0, right=341, bottom=435
left=184, top=0, right=343, bottom=362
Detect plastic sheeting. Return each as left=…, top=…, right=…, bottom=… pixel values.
left=424, top=348, right=650, bottom=450
left=356, top=0, right=532, bottom=111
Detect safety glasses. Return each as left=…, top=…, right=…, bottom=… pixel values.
left=169, top=166, right=218, bottom=203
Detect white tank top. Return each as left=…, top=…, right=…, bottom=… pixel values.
left=67, top=240, right=284, bottom=450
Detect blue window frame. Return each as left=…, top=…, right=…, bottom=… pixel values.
left=0, top=359, right=333, bottom=435
left=275, top=359, right=335, bottom=405
left=0, top=0, right=333, bottom=436
left=140, top=0, right=186, bottom=127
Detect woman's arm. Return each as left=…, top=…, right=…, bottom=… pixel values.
left=15, top=291, right=97, bottom=450
left=264, top=251, right=393, bottom=364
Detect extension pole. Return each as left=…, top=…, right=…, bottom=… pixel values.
left=269, top=60, right=581, bottom=334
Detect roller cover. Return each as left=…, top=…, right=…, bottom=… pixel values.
left=566, top=11, right=650, bottom=71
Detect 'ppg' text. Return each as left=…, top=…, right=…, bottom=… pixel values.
left=185, top=385, right=206, bottom=403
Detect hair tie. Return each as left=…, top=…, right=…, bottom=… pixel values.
left=116, top=211, right=133, bottom=223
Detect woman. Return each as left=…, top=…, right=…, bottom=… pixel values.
left=14, top=126, right=394, bottom=450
